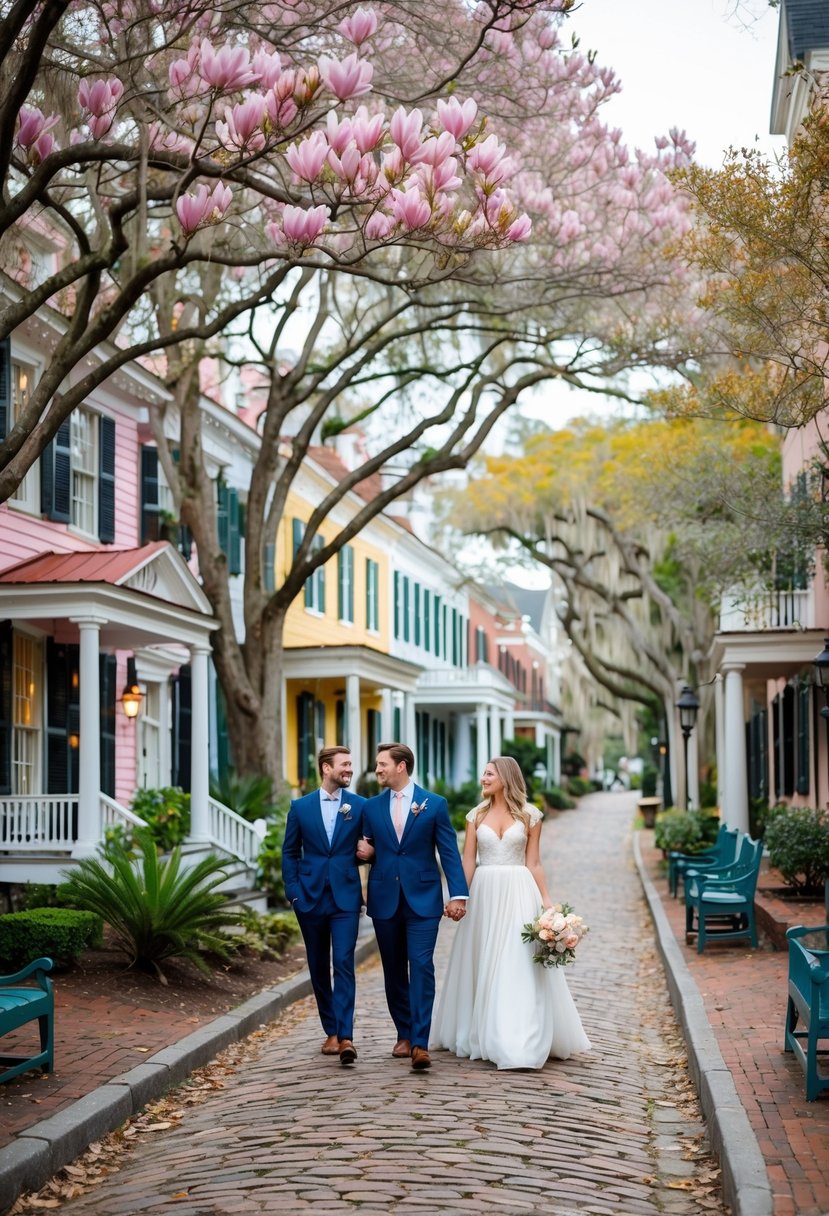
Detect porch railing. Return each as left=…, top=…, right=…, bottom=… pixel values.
left=0, top=794, right=78, bottom=852
left=719, top=587, right=814, bottom=632
left=207, top=798, right=267, bottom=865
left=100, top=793, right=148, bottom=833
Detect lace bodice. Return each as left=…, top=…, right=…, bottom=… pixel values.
left=466, top=806, right=542, bottom=866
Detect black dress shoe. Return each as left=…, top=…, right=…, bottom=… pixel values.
left=339, top=1039, right=357, bottom=1066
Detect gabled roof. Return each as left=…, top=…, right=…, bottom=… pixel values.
left=307, top=444, right=383, bottom=503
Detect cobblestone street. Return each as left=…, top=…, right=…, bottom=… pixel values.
left=50, top=792, right=724, bottom=1215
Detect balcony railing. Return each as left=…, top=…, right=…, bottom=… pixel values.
left=719, top=587, right=814, bottom=633
left=0, top=794, right=78, bottom=852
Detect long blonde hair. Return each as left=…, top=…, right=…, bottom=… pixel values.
left=475, top=756, right=532, bottom=830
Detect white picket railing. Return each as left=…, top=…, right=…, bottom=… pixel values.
left=207, top=797, right=267, bottom=864
left=719, top=587, right=814, bottom=632
left=100, top=793, right=148, bottom=833
left=0, top=794, right=78, bottom=852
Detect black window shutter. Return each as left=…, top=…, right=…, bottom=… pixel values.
left=41, top=418, right=72, bottom=522
left=98, top=415, right=116, bottom=543
left=263, top=542, right=275, bottom=592
left=140, top=446, right=160, bottom=543
left=0, top=337, right=11, bottom=441
left=99, top=654, right=116, bottom=796
left=216, top=480, right=229, bottom=556
left=215, top=674, right=233, bottom=777
left=172, top=664, right=192, bottom=792
left=0, top=621, right=12, bottom=795
left=228, top=488, right=241, bottom=576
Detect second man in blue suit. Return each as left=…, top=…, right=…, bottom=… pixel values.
left=282, top=746, right=368, bottom=1066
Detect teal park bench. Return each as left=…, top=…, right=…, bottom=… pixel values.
left=785, top=925, right=829, bottom=1102
left=684, top=837, right=763, bottom=954
left=668, top=824, right=740, bottom=898
left=0, top=957, right=55, bottom=1084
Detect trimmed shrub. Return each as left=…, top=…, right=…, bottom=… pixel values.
left=60, top=833, right=241, bottom=981
left=541, top=786, right=576, bottom=811
left=235, top=908, right=301, bottom=958
left=564, top=775, right=593, bottom=798
left=641, top=766, right=659, bottom=798
left=0, top=907, right=103, bottom=969
left=256, top=799, right=291, bottom=906
left=654, top=808, right=720, bottom=855
left=764, top=805, right=829, bottom=895
left=129, top=786, right=191, bottom=852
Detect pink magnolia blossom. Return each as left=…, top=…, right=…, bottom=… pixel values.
left=168, top=42, right=201, bottom=97
left=364, top=210, right=393, bottom=240
left=338, top=7, right=377, bottom=46
left=318, top=53, right=373, bottom=102
left=215, top=95, right=267, bottom=152
left=325, top=112, right=353, bottom=155
left=506, top=213, right=532, bottom=242
left=148, top=122, right=193, bottom=156
left=389, top=106, right=423, bottom=161
left=198, top=40, right=256, bottom=92
left=15, top=106, right=59, bottom=155
left=412, top=131, right=456, bottom=168
left=390, top=187, right=431, bottom=230
left=286, top=131, right=328, bottom=181
left=328, top=143, right=362, bottom=183
left=436, top=96, right=477, bottom=141
left=280, top=203, right=329, bottom=244
left=350, top=106, right=384, bottom=154
left=417, top=157, right=461, bottom=195
left=78, top=78, right=124, bottom=139
left=266, top=78, right=298, bottom=130
left=252, top=49, right=282, bottom=89
left=176, top=182, right=233, bottom=236
left=468, top=134, right=512, bottom=184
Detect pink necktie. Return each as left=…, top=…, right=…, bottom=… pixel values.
left=393, top=790, right=405, bottom=841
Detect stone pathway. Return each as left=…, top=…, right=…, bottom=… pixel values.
left=52, top=791, right=725, bottom=1215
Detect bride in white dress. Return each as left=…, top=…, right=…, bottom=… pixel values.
left=430, top=756, right=591, bottom=1070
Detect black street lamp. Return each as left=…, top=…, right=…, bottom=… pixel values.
left=676, top=684, right=700, bottom=810
left=813, top=640, right=829, bottom=751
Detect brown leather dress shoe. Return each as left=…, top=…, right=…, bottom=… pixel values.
left=321, top=1035, right=340, bottom=1056
left=339, top=1039, right=357, bottom=1066
left=391, top=1039, right=411, bottom=1058
left=411, top=1046, right=431, bottom=1071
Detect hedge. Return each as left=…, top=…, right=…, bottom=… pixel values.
left=0, top=907, right=103, bottom=969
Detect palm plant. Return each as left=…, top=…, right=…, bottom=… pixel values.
left=60, top=834, right=242, bottom=982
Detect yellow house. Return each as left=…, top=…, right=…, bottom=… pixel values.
left=278, top=450, right=422, bottom=790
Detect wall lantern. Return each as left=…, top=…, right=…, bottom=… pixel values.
left=121, top=656, right=143, bottom=719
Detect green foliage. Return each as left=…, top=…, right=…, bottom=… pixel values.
left=501, top=737, right=543, bottom=785
left=255, top=796, right=291, bottom=906
left=59, top=834, right=241, bottom=982
left=129, top=787, right=191, bottom=852
left=431, top=779, right=484, bottom=831
left=541, top=786, right=576, bottom=811
left=19, top=883, right=59, bottom=910
left=234, top=908, right=301, bottom=959
left=764, top=806, right=829, bottom=894
left=210, top=769, right=277, bottom=823
left=654, top=808, right=720, bottom=855
left=562, top=751, right=586, bottom=777
left=641, top=765, right=659, bottom=798
left=0, top=908, right=103, bottom=969
left=564, top=775, right=594, bottom=797
left=355, top=773, right=380, bottom=798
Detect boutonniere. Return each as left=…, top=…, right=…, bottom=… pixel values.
left=410, top=799, right=428, bottom=816
left=339, top=803, right=353, bottom=821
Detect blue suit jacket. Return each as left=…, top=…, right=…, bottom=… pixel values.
left=281, top=790, right=367, bottom=915
left=362, top=785, right=468, bottom=920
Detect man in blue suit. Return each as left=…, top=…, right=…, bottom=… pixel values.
left=282, top=746, right=369, bottom=1066
left=359, top=743, right=468, bottom=1071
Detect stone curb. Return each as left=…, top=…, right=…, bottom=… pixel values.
left=632, top=831, right=773, bottom=1216
left=0, top=933, right=378, bottom=1214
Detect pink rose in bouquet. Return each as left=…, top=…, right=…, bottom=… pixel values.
left=521, top=903, right=589, bottom=967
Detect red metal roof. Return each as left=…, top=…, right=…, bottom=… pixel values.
left=308, top=445, right=383, bottom=504
left=0, top=542, right=169, bottom=586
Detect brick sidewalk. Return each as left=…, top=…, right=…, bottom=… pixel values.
left=639, top=833, right=829, bottom=1216
left=5, top=794, right=726, bottom=1215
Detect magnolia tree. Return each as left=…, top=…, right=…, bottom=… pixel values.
left=439, top=415, right=790, bottom=795
left=2, top=0, right=700, bottom=782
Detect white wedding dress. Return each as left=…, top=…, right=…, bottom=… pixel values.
left=430, top=806, right=591, bottom=1070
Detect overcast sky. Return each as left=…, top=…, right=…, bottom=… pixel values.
left=566, top=0, right=787, bottom=168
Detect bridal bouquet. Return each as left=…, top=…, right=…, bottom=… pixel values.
left=521, top=903, right=589, bottom=967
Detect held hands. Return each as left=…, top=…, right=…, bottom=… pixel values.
left=356, top=836, right=375, bottom=862
left=444, top=899, right=466, bottom=922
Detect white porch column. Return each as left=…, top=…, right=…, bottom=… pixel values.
left=71, top=617, right=104, bottom=859
left=380, top=688, right=393, bottom=741
left=714, top=674, right=725, bottom=814
left=455, top=713, right=472, bottom=785
left=346, top=674, right=362, bottom=773
left=490, top=706, right=501, bottom=757
left=687, top=732, right=700, bottom=810
left=280, top=676, right=289, bottom=785
left=723, top=663, right=749, bottom=833
left=504, top=709, right=515, bottom=740
left=476, top=705, right=489, bottom=776
left=402, top=692, right=416, bottom=751
left=189, top=645, right=211, bottom=843
left=535, top=722, right=544, bottom=749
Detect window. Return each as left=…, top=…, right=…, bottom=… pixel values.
left=140, top=446, right=192, bottom=558
left=293, top=519, right=325, bottom=612
left=475, top=626, right=489, bottom=663
left=216, top=480, right=243, bottom=576
left=393, top=571, right=402, bottom=639
left=10, top=360, right=39, bottom=511
left=366, top=558, right=379, bottom=631
left=71, top=409, right=97, bottom=535
left=42, top=406, right=115, bottom=542
left=433, top=594, right=442, bottom=656
left=338, top=546, right=354, bottom=623
left=12, top=633, right=41, bottom=795
left=402, top=575, right=410, bottom=642
left=414, top=584, right=421, bottom=646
